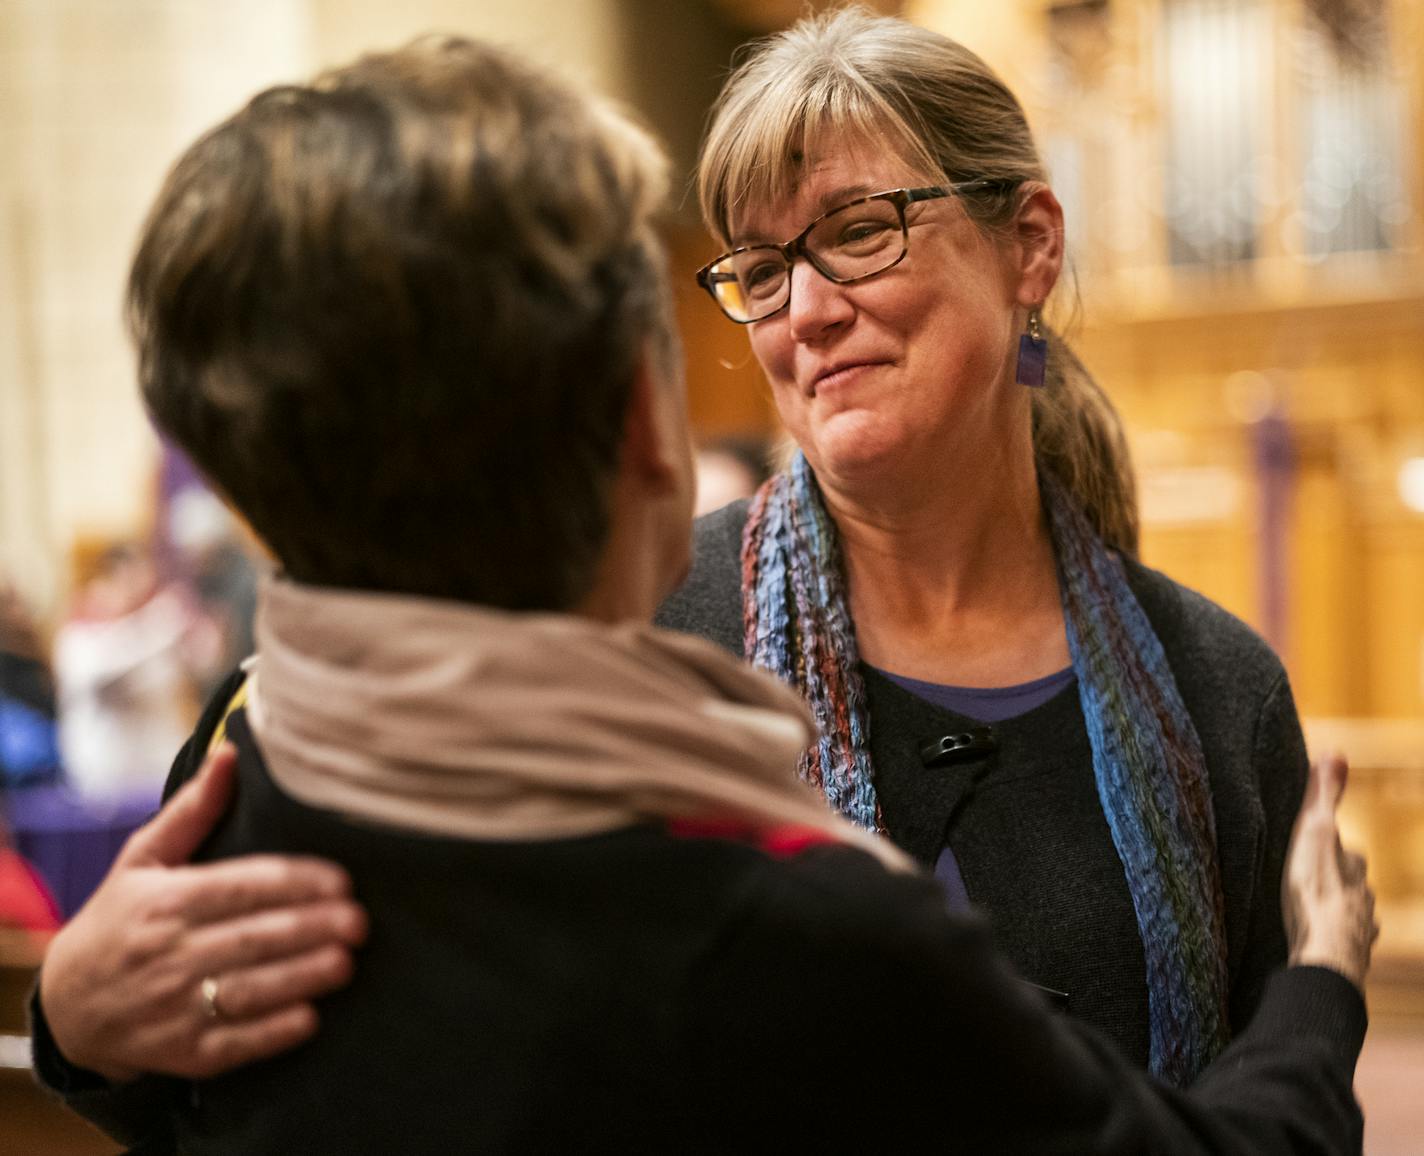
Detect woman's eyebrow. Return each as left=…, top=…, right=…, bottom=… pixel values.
left=731, top=183, right=882, bottom=246
left=813, top=183, right=877, bottom=212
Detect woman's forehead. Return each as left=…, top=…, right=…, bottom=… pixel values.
left=728, top=139, right=928, bottom=243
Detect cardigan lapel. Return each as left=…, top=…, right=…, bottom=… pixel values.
left=861, top=667, right=998, bottom=865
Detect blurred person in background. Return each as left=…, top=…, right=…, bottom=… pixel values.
left=6, top=561, right=182, bottom=922
left=693, top=435, right=771, bottom=517
left=0, top=576, right=62, bottom=931
left=53, top=542, right=198, bottom=802
left=0, top=576, right=60, bottom=787
left=166, top=486, right=261, bottom=701
left=24, top=31, right=1374, bottom=1155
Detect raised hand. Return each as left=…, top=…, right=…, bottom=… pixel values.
left=1283, top=753, right=1378, bottom=992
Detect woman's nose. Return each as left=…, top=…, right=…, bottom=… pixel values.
left=786, top=258, right=854, bottom=342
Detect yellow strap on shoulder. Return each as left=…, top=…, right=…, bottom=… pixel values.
left=206, top=680, right=251, bottom=755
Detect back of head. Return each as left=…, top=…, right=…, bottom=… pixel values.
left=131, top=37, right=675, bottom=609
left=698, top=6, right=1139, bottom=554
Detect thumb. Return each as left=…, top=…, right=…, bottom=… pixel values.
left=115, top=743, right=239, bottom=868
left=1310, top=753, right=1348, bottom=816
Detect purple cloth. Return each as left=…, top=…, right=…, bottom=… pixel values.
left=2, top=785, right=158, bottom=919
left=933, top=845, right=971, bottom=912
left=876, top=665, right=1076, bottom=723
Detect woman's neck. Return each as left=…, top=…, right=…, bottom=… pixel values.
left=822, top=433, right=1070, bottom=687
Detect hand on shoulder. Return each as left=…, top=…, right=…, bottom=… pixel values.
left=39, top=744, right=368, bottom=1083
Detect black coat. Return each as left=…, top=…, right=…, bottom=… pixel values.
left=32, top=522, right=1363, bottom=1153
left=656, top=500, right=1312, bottom=1067
left=33, top=694, right=1364, bottom=1154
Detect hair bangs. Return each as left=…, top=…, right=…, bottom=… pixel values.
left=699, top=41, right=935, bottom=245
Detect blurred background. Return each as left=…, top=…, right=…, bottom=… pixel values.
left=1, top=0, right=1421, bottom=1150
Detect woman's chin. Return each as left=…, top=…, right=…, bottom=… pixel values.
left=800, top=412, right=917, bottom=491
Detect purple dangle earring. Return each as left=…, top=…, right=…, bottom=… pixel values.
left=1015, top=308, right=1047, bottom=388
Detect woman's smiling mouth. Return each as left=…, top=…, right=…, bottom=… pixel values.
left=808, top=360, right=890, bottom=396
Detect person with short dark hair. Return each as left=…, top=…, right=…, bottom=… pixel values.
left=31, top=32, right=1373, bottom=1156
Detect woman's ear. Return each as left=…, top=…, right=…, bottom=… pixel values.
left=619, top=345, right=687, bottom=497
left=1011, top=184, right=1065, bottom=308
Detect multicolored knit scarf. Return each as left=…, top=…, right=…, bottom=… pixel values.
left=741, top=451, right=1230, bottom=1085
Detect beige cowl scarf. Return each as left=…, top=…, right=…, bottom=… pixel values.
left=244, top=577, right=909, bottom=872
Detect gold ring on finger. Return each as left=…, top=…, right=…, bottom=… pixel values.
left=200, top=975, right=225, bottom=1020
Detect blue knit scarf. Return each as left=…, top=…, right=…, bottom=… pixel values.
left=741, top=451, right=1230, bottom=1084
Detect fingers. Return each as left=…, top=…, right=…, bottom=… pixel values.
left=174, top=855, right=358, bottom=924
left=119, top=743, right=240, bottom=869
left=1291, top=755, right=1352, bottom=866
left=1284, top=753, right=1378, bottom=989
left=189, top=1003, right=322, bottom=1081
left=1340, top=849, right=1367, bottom=887
left=184, top=943, right=355, bottom=1078
left=183, top=898, right=368, bottom=974
left=1301, top=753, right=1347, bottom=821
left=204, top=944, right=357, bottom=1022
left=1315, top=753, right=1348, bottom=812
left=36, top=738, right=370, bottom=1085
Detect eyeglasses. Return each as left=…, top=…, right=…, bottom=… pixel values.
left=695, top=180, right=1011, bottom=324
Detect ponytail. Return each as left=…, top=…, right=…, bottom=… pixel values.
left=1032, top=331, right=1140, bottom=556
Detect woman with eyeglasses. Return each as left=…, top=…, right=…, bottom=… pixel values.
left=657, top=7, right=1315, bottom=1083
left=25, top=13, right=1370, bottom=1130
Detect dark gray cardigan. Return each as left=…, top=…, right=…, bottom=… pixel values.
left=656, top=499, right=1309, bottom=1068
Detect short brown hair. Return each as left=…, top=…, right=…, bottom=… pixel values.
left=131, top=37, right=674, bottom=608
left=699, top=7, right=1138, bottom=554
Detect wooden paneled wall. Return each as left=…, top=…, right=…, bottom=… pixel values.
left=1077, top=288, right=1424, bottom=723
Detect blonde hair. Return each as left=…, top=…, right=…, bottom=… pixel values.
left=697, top=6, right=1138, bottom=554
